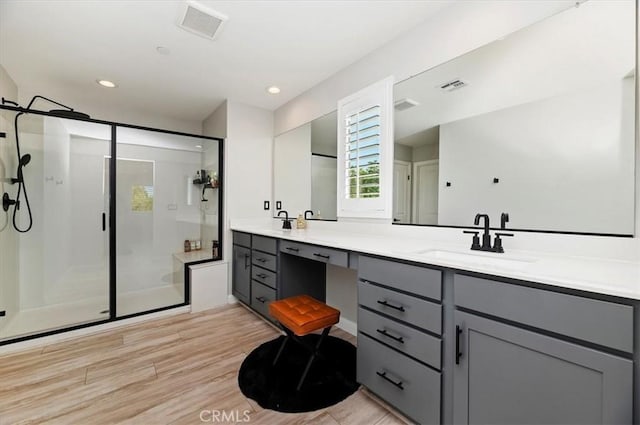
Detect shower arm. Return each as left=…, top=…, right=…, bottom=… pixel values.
left=1, top=96, right=76, bottom=112
left=25, top=95, right=76, bottom=112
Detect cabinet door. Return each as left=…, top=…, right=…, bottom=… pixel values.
left=232, top=245, right=251, bottom=304
left=454, top=311, right=632, bottom=425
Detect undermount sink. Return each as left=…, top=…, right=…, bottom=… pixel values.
left=410, top=249, right=537, bottom=271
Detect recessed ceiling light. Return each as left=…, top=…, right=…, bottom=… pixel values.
left=195, top=145, right=202, bottom=148
left=97, top=79, right=117, bottom=88
left=267, top=86, right=281, bottom=95
left=156, top=46, right=171, bottom=55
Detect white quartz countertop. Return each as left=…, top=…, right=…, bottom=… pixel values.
left=231, top=224, right=640, bottom=301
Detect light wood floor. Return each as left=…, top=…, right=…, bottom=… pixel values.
left=0, top=303, right=409, bottom=425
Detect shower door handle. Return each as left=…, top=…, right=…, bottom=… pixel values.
left=102, top=213, right=106, bottom=231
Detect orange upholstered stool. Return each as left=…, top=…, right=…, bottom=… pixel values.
left=269, top=295, right=340, bottom=391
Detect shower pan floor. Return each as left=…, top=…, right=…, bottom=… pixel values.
left=0, top=285, right=184, bottom=342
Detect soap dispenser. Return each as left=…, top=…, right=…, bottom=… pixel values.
left=296, top=212, right=307, bottom=229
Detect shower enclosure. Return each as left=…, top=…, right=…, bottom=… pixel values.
left=0, top=105, right=223, bottom=344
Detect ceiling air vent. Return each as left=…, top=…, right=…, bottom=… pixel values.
left=394, top=98, right=420, bottom=111
left=178, top=1, right=228, bottom=40
left=439, top=79, right=468, bottom=92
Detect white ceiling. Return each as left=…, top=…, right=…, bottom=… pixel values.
left=0, top=0, right=451, bottom=124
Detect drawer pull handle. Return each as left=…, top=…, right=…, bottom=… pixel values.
left=255, top=296, right=267, bottom=304
left=376, top=371, right=404, bottom=390
left=456, top=325, right=463, bottom=365
left=285, top=247, right=299, bottom=252
left=377, top=300, right=405, bottom=312
left=256, top=273, right=267, bottom=279
left=376, top=328, right=404, bottom=344
left=313, top=253, right=330, bottom=259
left=256, top=258, right=267, bottom=263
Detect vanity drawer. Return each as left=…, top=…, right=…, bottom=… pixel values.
left=280, top=240, right=349, bottom=268
left=357, top=333, right=441, bottom=425
left=454, top=274, right=634, bottom=353
left=358, top=280, right=441, bottom=335
left=252, top=267, right=276, bottom=290
left=280, top=240, right=307, bottom=256
left=359, top=256, right=441, bottom=301
left=251, top=281, right=276, bottom=319
left=252, top=251, right=277, bottom=273
left=233, top=231, right=251, bottom=248
left=358, top=307, right=441, bottom=369
left=252, top=235, right=277, bottom=254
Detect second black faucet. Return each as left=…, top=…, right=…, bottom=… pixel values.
left=464, top=213, right=513, bottom=253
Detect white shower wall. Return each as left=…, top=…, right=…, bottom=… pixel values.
left=0, top=65, right=20, bottom=324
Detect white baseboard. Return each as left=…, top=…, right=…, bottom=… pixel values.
left=337, top=317, right=357, bottom=336
left=227, top=294, right=238, bottom=304
left=0, top=306, right=190, bottom=356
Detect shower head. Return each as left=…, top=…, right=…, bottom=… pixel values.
left=48, top=109, right=91, bottom=120
left=13, top=154, right=31, bottom=184
left=20, top=154, right=31, bottom=167
left=19, top=95, right=90, bottom=120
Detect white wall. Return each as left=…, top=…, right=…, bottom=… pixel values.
left=413, top=142, right=439, bottom=163
left=394, top=143, right=412, bottom=162
left=202, top=101, right=227, bottom=139
left=438, top=81, right=635, bottom=235
left=203, top=100, right=273, bottom=296
left=0, top=64, right=20, bottom=324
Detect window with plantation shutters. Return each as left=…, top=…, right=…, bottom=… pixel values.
left=345, top=105, right=381, bottom=199
left=337, top=77, right=393, bottom=219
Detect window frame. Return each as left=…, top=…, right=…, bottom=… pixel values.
left=337, top=76, right=394, bottom=219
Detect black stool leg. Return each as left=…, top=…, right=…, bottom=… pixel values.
left=272, top=327, right=292, bottom=367
left=296, top=326, right=331, bottom=391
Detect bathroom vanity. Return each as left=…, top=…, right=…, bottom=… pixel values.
left=231, top=226, right=639, bottom=424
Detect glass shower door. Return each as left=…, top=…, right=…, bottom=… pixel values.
left=115, top=127, right=194, bottom=316
left=0, top=111, right=111, bottom=342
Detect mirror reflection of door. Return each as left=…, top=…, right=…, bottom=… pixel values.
left=393, top=160, right=411, bottom=223
left=412, top=160, right=438, bottom=225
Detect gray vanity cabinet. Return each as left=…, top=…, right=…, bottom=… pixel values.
left=453, top=273, right=634, bottom=425
left=357, top=255, right=443, bottom=425
left=453, top=310, right=632, bottom=425
left=250, top=235, right=278, bottom=321
left=231, top=232, right=251, bottom=304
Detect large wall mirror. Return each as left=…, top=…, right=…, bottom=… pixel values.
left=393, top=0, right=636, bottom=235
left=273, top=111, right=338, bottom=220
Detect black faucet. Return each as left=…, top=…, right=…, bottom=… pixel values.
left=277, top=210, right=292, bottom=229
left=304, top=210, right=314, bottom=220
left=501, top=212, right=509, bottom=229
left=464, top=213, right=514, bottom=253
left=474, top=214, right=492, bottom=250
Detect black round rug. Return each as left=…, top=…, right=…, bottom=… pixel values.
left=238, top=334, right=359, bottom=413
